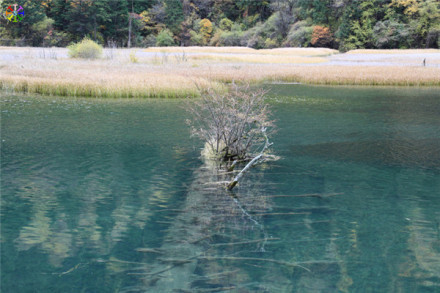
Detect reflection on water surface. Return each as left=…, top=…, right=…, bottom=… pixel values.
left=1, top=86, right=440, bottom=292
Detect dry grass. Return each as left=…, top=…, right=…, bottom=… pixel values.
left=347, top=49, right=440, bottom=54
left=335, top=49, right=440, bottom=65
left=177, top=64, right=440, bottom=86
left=381, top=58, right=440, bottom=65
left=0, top=58, right=224, bottom=98
left=144, top=46, right=338, bottom=56
left=258, top=48, right=338, bottom=56
left=0, top=46, right=439, bottom=98
left=184, top=54, right=327, bottom=64
left=145, top=46, right=255, bottom=54
left=0, top=73, right=219, bottom=98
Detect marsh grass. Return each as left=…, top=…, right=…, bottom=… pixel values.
left=181, top=65, right=440, bottom=86
left=144, top=46, right=338, bottom=56
left=182, top=54, right=327, bottom=64
left=347, top=49, right=440, bottom=54
left=0, top=58, right=224, bottom=98
left=0, top=75, right=212, bottom=98
left=0, top=47, right=439, bottom=98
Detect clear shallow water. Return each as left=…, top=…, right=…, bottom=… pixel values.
left=1, top=85, right=440, bottom=292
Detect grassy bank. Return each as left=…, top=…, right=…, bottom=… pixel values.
left=144, top=46, right=338, bottom=56
left=346, top=49, right=440, bottom=54
left=0, top=47, right=439, bottom=98
left=0, top=59, right=223, bottom=98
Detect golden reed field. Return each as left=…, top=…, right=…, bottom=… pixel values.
left=1, top=46, right=439, bottom=98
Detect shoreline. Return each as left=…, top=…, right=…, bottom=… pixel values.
left=1, top=47, right=439, bottom=98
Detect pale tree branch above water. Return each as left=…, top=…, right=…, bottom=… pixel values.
left=186, top=84, right=276, bottom=190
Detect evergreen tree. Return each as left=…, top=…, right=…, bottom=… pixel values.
left=164, top=0, right=184, bottom=35
left=1, top=0, right=439, bottom=49
left=312, top=0, right=331, bottom=24
left=49, top=0, right=70, bottom=31
left=134, top=0, right=154, bottom=14
left=98, top=0, right=129, bottom=46
left=213, top=0, right=240, bottom=21
left=66, top=0, right=95, bottom=41
left=2, top=0, right=46, bottom=45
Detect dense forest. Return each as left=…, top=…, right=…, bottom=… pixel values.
left=1, top=0, right=439, bottom=50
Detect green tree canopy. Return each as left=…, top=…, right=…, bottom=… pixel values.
left=1, top=0, right=438, bottom=49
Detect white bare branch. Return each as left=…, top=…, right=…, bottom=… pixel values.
left=227, top=127, right=273, bottom=190
left=186, top=85, right=273, bottom=161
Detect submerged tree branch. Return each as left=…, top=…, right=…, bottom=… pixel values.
left=197, top=256, right=312, bottom=272
left=227, top=127, right=273, bottom=190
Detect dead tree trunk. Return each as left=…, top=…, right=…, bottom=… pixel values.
left=127, top=0, right=133, bottom=48
left=228, top=127, right=273, bottom=190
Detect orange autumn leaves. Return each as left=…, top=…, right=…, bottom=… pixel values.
left=311, top=26, right=333, bottom=47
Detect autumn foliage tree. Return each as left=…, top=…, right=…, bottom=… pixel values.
left=1, top=0, right=439, bottom=48
left=389, top=0, right=421, bottom=16
left=310, top=25, right=333, bottom=47
left=199, top=18, right=213, bottom=45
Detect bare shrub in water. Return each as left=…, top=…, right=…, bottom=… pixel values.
left=186, top=84, right=273, bottom=162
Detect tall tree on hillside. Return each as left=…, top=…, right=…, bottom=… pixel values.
left=337, top=0, right=379, bottom=49
left=270, top=0, right=297, bottom=34
left=98, top=0, right=129, bottom=46
left=2, top=0, right=47, bottom=45
left=164, top=0, right=184, bottom=36
left=212, top=0, right=240, bottom=21
left=267, top=0, right=298, bottom=40
left=66, top=0, right=95, bottom=41
left=50, top=0, right=70, bottom=31
left=297, top=0, right=312, bottom=20
left=1, top=0, right=439, bottom=49
left=133, top=0, right=154, bottom=14
left=389, top=0, right=440, bottom=47
left=312, top=0, right=332, bottom=24
left=189, top=0, right=213, bottom=19
left=389, top=0, right=420, bottom=17
left=335, top=0, right=361, bottom=50
left=418, top=0, right=440, bottom=47
left=236, top=0, right=271, bottom=19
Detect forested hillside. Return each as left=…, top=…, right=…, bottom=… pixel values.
left=1, top=0, right=439, bottom=50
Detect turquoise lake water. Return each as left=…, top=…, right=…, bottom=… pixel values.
left=1, top=85, right=440, bottom=292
